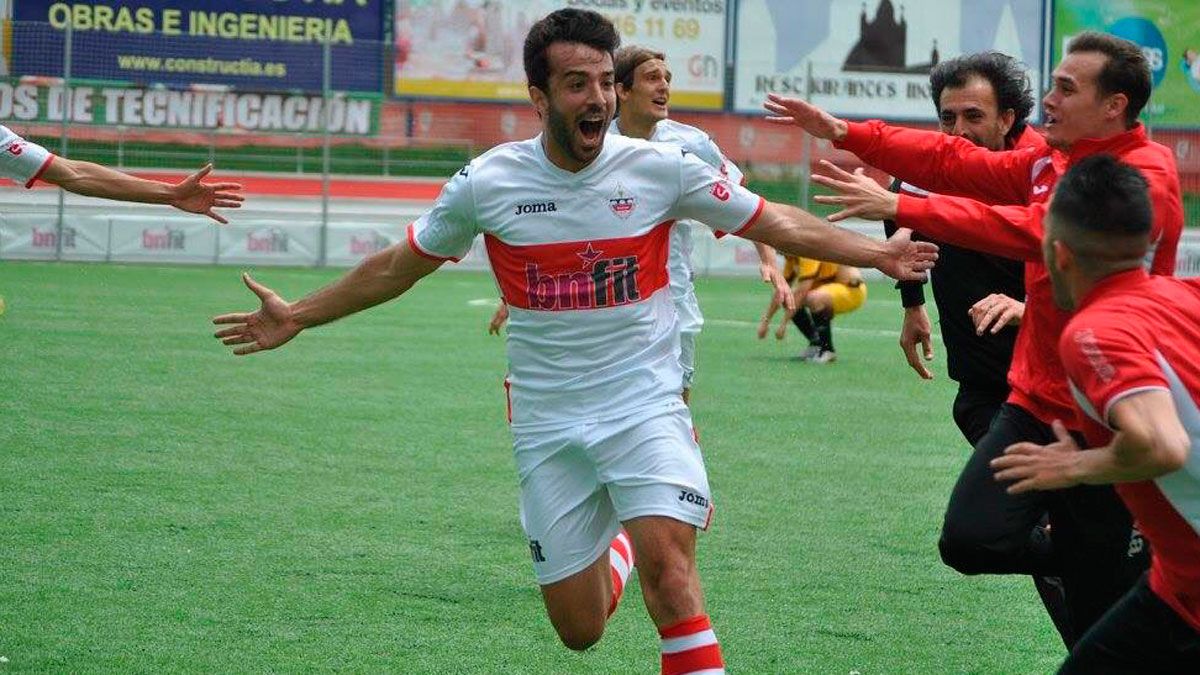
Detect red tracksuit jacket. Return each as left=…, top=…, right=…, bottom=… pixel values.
left=837, top=121, right=1184, bottom=428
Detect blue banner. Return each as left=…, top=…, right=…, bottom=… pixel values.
left=10, top=0, right=386, bottom=92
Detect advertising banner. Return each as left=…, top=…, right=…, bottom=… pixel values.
left=217, top=221, right=321, bottom=266
left=0, top=212, right=108, bottom=260
left=733, top=0, right=1047, bottom=119
left=325, top=223, right=404, bottom=267
left=7, top=0, right=387, bottom=92
left=0, top=81, right=379, bottom=133
left=1055, top=0, right=1200, bottom=127
left=395, top=0, right=728, bottom=110
left=109, top=215, right=219, bottom=263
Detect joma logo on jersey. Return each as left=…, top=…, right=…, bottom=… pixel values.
left=525, top=245, right=641, bottom=310
left=710, top=181, right=731, bottom=201
left=678, top=490, right=709, bottom=508
left=6, top=142, right=23, bottom=156
left=515, top=201, right=557, bottom=216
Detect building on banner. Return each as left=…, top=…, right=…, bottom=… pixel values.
left=733, top=0, right=1048, bottom=120
left=395, top=0, right=728, bottom=110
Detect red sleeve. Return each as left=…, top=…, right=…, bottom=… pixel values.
left=837, top=120, right=1036, bottom=205
left=1142, top=162, right=1184, bottom=276
left=1060, top=314, right=1168, bottom=427
left=896, top=192, right=1045, bottom=262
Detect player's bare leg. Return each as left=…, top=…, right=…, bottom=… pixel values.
left=539, top=552, right=611, bottom=650
left=538, top=531, right=635, bottom=651
left=624, top=515, right=724, bottom=673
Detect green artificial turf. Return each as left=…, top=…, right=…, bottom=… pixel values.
left=0, top=263, right=1067, bottom=673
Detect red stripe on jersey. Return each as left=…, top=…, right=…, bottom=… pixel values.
left=25, top=154, right=55, bottom=188
left=486, top=221, right=672, bottom=311
left=720, top=195, right=766, bottom=238
left=406, top=223, right=461, bottom=263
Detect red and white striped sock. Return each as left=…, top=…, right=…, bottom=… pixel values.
left=659, top=614, right=725, bottom=675
left=607, top=530, right=634, bottom=617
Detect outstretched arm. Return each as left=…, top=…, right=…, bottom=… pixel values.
left=740, top=200, right=937, bottom=282
left=41, top=160, right=244, bottom=223
left=763, top=94, right=1034, bottom=204
left=213, top=241, right=442, bottom=355
left=991, top=391, right=1191, bottom=493
left=810, top=160, right=1045, bottom=262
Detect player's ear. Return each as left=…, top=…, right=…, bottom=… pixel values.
left=999, top=108, right=1015, bottom=138
left=1105, top=92, right=1128, bottom=125
left=1052, top=239, right=1074, bottom=273
left=529, top=85, right=549, bottom=119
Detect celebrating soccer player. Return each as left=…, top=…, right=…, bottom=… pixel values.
left=213, top=9, right=936, bottom=673
left=1, top=124, right=243, bottom=223
left=492, top=44, right=793, bottom=404
left=992, top=155, right=1200, bottom=672
left=765, top=32, right=1184, bottom=645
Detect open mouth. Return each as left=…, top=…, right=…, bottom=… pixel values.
left=652, top=97, right=668, bottom=107
left=578, top=118, right=605, bottom=143
left=1045, top=113, right=1058, bottom=128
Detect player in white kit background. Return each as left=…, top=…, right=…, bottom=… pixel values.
left=1, top=124, right=243, bottom=223
left=212, top=10, right=937, bottom=673
left=491, top=45, right=793, bottom=404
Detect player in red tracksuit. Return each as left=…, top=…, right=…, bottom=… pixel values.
left=992, top=155, right=1200, bottom=672
left=765, top=33, right=1183, bottom=645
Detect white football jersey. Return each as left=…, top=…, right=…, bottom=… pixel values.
left=608, top=117, right=745, bottom=304
left=410, top=133, right=763, bottom=430
left=0, top=125, right=54, bottom=187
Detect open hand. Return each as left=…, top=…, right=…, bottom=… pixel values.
left=763, top=93, right=848, bottom=141
left=877, top=228, right=938, bottom=282
left=212, top=273, right=300, bottom=355
left=811, top=160, right=899, bottom=223
left=991, top=420, right=1083, bottom=493
left=170, top=164, right=244, bottom=224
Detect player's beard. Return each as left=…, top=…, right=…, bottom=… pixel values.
left=546, top=100, right=607, bottom=168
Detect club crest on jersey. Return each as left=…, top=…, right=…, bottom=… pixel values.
left=525, top=242, right=641, bottom=310
left=608, top=183, right=638, bottom=219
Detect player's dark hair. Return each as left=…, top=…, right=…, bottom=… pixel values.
left=1050, top=154, right=1151, bottom=240
left=1067, top=31, right=1151, bottom=128
left=929, top=51, right=1034, bottom=145
left=523, top=9, right=620, bottom=92
left=615, top=45, right=666, bottom=90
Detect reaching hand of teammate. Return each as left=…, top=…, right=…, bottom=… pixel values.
left=991, top=420, right=1083, bottom=494
left=760, top=262, right=795, bottom=311
left=877, top=228, right=938, bottom=282
left=169, top=164, right=245, bottom=224
left=969, top=293, right=1025, bottom=335
left=899, top=305, right=934, bottom=379
left=762, top=93, right=848, bottom=142
left=488, top=299, right=509, bottom=335
left=212, top=273, right=301, bottom=355
left=810, top=160, right=899, bottom=223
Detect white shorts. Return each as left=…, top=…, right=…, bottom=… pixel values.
left=674, top=290, right=704, bottom=389
left=514, top=402, right=714, bottom=585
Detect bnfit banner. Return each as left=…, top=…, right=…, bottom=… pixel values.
left=8, top=0, right=387, bottom=92
left=395, top=0, right=728, bottom=110
left=734, top=0, right=1048, bottom=119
